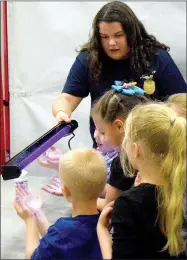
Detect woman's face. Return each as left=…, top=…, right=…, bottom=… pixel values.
left=99, top=21, right=129, bottom=60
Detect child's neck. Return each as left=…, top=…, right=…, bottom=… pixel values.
left=138, top=163, right=161, bottom=186
left=71, top=199, right=98, bottom=217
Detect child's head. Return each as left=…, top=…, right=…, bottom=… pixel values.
left=91, top=89, right=149, bottom=152
left=59, top=148, right=106, bottom=202
left=167, top=93, right=186, bottom=118
left=121, top=102, right=186, bottom=256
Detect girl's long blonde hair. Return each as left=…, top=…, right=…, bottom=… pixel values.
left=121, top=102, right=186, bottom=256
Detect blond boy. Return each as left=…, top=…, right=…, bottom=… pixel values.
left=14, top=148, right=106, bottom=260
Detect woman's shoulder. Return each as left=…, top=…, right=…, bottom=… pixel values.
left=76, top=50, right=89, bottom=64
left=152, top=48, right=173, bottom=67
left=155, top=48, right=170, bottom=56
left=150, top=48, right=179, bottom=78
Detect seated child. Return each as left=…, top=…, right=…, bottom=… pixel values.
left=14, top=148, right=106, bottom=259
left=91, top=89, right=149, bottom=210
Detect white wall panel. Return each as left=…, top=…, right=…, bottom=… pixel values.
left=7, top=2, right=186, bottom=176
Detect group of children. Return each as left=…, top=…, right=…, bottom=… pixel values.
left=14, top=90, right=186, bottom=259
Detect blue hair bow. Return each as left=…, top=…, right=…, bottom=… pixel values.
left=112, top=80, right=145, bottom=96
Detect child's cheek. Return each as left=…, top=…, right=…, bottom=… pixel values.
left=100, top=135, right=105, bottom=144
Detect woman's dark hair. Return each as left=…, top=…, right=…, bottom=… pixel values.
left=79, top=1, right=170, bottom=82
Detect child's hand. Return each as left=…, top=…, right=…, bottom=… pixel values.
left=37, top=146, right=63, bottom=171
left=97, top=201, right=114, bottom=231
left=41, top=176, right=64, bottom=196
left=14, top=192, right=34, bottom=222
left=16, top=184, right=43, bottom=215
left=24, top=193, right=43, bottom=215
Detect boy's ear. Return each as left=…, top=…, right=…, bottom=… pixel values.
left=114, top=119, right=124, bottom=134
left=61, top=185, right=71, bottom=199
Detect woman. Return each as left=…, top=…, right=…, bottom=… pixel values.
left=52, top=1, right=187, bottom=146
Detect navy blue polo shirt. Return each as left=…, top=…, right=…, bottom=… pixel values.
left=62, top=49, right=187, bottom=144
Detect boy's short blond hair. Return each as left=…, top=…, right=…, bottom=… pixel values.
left=167, top=93, right=186, bottom=118
left=59, top=148, right=107, bottom=200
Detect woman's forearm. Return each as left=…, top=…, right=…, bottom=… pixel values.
left=52, top=93, right=82, bottom=117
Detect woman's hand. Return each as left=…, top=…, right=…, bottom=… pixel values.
left=41, top=176, right=64, bottom=196
left=55, top=111, right=71, bottom=124
left=37, top=146, right=63, bottom=171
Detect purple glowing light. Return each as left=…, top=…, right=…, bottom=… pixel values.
left=1, top=120, right=78, bottom=180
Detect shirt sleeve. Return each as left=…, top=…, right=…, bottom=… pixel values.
left=62, top=52, right=90, bottom=98
left=31, top=224, right=62, bottom=260
left=101, top=151, right=118, bottom=181
left=155, top=50, right=187, bottom=98
left=108, top=156, right=135, bottom=190
left=111, top=195, right=140, bottom=259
